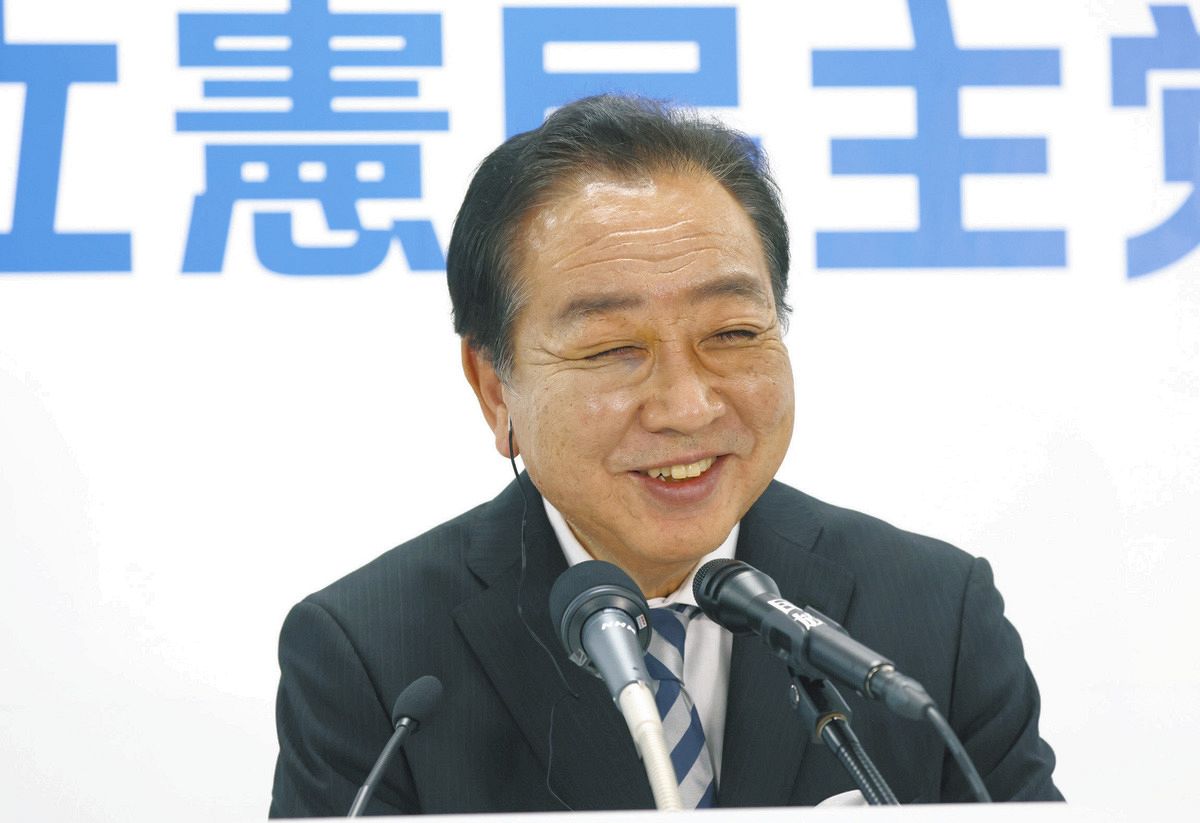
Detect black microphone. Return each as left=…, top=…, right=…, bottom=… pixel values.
left=347, top=674, right=444, bottom=817
left=548, top=560, right=652, bottom=699
left=693, top=559, right=934, bottom=720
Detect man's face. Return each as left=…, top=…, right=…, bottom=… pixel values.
left=476, top=171, right=794, bottom=596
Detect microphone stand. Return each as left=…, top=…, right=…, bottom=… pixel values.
left=787, top=670, right=899, bottom=805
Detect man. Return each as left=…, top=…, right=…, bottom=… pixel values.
left=269, top=95, right=1061, bottom=816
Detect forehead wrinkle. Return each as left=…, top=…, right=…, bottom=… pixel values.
left=555, top=232, right=729, bottom=275
left=551, top=223, right=727, bottom=273
left=556, top=246, right=712, bottom=275
left=569, top=219, right=696, bottom=253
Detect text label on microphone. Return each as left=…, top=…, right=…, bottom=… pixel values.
left=600, top=617, right=639, bottom=636
left=768, top=598, right=825, bottom=630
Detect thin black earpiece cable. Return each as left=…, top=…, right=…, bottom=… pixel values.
left=508, top=420, right=577, bottom=811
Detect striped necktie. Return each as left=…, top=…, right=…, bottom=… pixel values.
left=644, top=604, right=717, bottom=808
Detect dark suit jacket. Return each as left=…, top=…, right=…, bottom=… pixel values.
left=269, top=477, right=1061, bottom=816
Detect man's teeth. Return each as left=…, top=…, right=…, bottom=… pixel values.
left=644, top=456, right=716, bottom=481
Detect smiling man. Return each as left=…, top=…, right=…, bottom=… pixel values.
left=463, top=170, right=793, bottom=600
left=269, top=96, right=1061, bottom=816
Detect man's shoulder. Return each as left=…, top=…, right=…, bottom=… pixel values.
left=301, top=486, right=514, bottom=617
left=758, top=480, right=977, bottom=582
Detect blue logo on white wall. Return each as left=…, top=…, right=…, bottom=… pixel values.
left=1112, top=5, right=1200, bottom=279
left=176, top=0, right=446, bottom=276
left=812, top=0, right=1064, bottom=269
left=0, top=0, right=130, bottom=272
left=502, top=6, right=738, bottom=138
left=0, top=1, right=1196, bottom=279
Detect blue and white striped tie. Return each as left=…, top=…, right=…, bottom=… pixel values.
left=644, top=604, right=717, bottom=808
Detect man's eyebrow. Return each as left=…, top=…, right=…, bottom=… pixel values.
left=554, top=273, right=771, bottom=327
left=555, top=293, right=644, bottom=326
left=684, top=273, right=772, bottom=309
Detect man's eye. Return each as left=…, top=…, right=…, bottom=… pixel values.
left=585, top=345, right=638, bottom=360
left=713, top=329, right=759, bottom=343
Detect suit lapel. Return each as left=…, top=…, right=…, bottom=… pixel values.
left=717, top=482, right=857, bottom=807
left=451, top=477, right=655, bottom=810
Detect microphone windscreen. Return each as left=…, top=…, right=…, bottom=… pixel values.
left=548, top=559, right=642, bottom=629
left=692, top=557, right=741, bottom=607
left=391, top=674, right=444, bottom=727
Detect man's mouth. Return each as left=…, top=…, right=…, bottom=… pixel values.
left=641, top=456, right=717, bottom=482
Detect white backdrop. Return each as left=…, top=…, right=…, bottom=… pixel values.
left=2, top=1, right=1198, bottom=819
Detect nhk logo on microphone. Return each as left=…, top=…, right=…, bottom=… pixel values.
left=600, top=618, right=637, bottom=636
left=768, top=599, right=824, bottom=630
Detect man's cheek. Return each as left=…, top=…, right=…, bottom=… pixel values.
left=578, top=386, right=640, bottom=426
left=729, top=382, right=793, bottom=443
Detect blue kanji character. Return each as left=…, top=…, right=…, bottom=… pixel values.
left=177, top=0, right=447, bottom=132
left=1112, top=5, right=1200, bottom=278
left=0, top=0, right=130, bottom=272
left=503, top=7, right=737, bottom=137
left=182, top=145, right=444, bottom=275
left=812, top=0, right=1065, bottom=268
left=176, top=1, right=447, bottom=275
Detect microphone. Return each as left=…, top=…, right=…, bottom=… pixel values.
left=693, top=559, right=934, bottom=720
left=548, top=560, right=653, bottom=697
left=548, top=561, right=683, bottom=811
left=347, top=674, right=444, bottom=817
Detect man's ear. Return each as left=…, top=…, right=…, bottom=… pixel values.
left=461, top=339, right=517, bottom=459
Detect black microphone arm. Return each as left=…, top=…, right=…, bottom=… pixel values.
left=694, top=558, right=992, bottom=803
left=693, top=558, right=934, bottom=719
left=347, top=674, right=444, bottom=817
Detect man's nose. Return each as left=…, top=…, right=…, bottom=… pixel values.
left=638, top=345, right=726, bottom=434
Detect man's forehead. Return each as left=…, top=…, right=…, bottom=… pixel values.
left=507, top=168, right=772, bottom=329
left=519, top=169, right=742, bottom=251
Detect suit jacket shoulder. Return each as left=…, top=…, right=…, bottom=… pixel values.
left=758, top=481, right=974, bottom=580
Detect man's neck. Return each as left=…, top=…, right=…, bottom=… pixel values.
left=542, top=497, right=739, bottom=602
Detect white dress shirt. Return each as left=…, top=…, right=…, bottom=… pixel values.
left=543, top=498, right=736, bottom=779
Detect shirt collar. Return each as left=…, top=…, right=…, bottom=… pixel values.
left=542, top=497, right=739, bottom=608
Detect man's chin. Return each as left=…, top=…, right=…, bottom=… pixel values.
left=626, top=494, right=741, bottom=549
left=624, top=528, right=734, bottom=569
